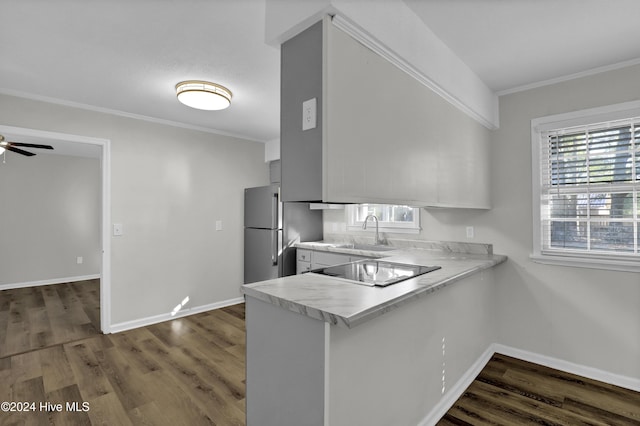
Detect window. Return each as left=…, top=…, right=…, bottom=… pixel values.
left=532, top=101, right=640, bottom=271
left=347, top=204, right=420, bottom=233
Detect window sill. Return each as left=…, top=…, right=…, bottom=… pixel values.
left=346, top=225, right=420, bottom=235
left=530, top=253, right=640, bottom=273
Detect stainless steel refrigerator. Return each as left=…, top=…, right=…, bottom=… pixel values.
left=244, top=184, right=322, bottom=284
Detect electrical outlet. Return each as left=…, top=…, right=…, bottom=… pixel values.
left=302, top=98, right=317, bottom=131
left=466, top=226, right=474, bottom=239
left=113, top=223, right=123, bottom=236
left=215, top=220, right=223, bottom=231
left=76, top=256, right=83, bottom=264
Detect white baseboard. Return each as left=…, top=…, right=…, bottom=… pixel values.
left=419, top=343, right=640, bottom=425
left=418, top=345, right=495, bottom=426
left=109, top=296, right=245, bottom=334
left=493, top=343, right=640, bottom=393
left=0, top=274, right=101, bottom=291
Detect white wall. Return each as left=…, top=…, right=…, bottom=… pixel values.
left=0, top=153, right=101, bottom=285
left=265, top=137, right=280, bottom=162
left=0, top=94, right=270, bottom=328
left=324, top=63, right=640, bottom=380
left=488, top=64, right=640, bottom=380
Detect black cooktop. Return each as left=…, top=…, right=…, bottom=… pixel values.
left=310, top=259, right=441, bottom=287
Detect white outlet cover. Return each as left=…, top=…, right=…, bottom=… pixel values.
left=466, top=226, right=474, bottom=239
left=113, top=223, right=124, bottom=236
left=302, top=98, right=317, bottom=131
left=215, top=220, right=223, bottom=231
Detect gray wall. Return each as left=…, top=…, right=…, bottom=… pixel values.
left=0, top=153, right=101, bottom=285
left=0, top=94, right=269, bottom=327
left=324, top=63, right=640, bottom=379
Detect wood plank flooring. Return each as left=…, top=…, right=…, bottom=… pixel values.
left=0, top=280, right=101, bottom=358
left=439, top=353, right=640, bottom=425
left=3, top=282, right=640, bottom=425
left=0, top=299, right=246, bottom=425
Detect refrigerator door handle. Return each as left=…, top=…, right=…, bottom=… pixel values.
left=271, top=192, right=279, bottom=229
left=271, top=230, right=278, bottom=266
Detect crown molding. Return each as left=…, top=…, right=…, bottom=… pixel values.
left=0, top=88, right=266, bottom=143
left=497, top=57, right=640, bottom=97
left=331, top=14, right=499, bottom=130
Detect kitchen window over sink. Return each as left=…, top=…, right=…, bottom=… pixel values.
left=531, top=101, right=640, bottom=272
left=347, top=204, right=420, bottom=234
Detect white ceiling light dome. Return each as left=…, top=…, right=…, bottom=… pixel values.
left=176, top=80, right=232, bottom=110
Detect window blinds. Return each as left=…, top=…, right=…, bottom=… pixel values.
left=540, top=118, right=640, bottom=256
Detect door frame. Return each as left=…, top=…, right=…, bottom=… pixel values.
left=0, top=124, right=112, bottom=333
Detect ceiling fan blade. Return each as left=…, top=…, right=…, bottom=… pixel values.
left=8, top=142, right=54, bottom=150
left=6, top=146, right=36, bottom=156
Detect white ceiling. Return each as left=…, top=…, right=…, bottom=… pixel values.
left=404, top=0, right=640, bottom=93
left=0, top=0, right=280, bottom=145
left=2, top=0, right=640, bottom=155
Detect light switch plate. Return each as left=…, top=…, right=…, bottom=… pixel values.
left=215, top=220, right=223, bottom=231
left=113, top=223, right=123, bottom=236
left=302, top=98, right=317, bottom=131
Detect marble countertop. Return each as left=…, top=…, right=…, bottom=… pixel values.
left=295, top=237, right=495, bottom=257
left=241, top=239, right=507, bottom=328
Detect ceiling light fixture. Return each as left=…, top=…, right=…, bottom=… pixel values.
left=175, top=80, right=232, bottom=110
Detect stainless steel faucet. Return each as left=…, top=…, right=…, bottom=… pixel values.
left=362, top=214, right=381, bottom=245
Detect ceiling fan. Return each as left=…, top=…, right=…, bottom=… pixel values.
left=0, top=134, right=54, bottom=156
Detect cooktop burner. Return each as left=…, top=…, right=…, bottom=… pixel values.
left=309, top=259, right=441, bottom=287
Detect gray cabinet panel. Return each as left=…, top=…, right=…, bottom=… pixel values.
left=246, top=297, right=326, bottom=425
left=281, top=203, right=323, bottom=277
left=280, top=20, right=324, bottom=202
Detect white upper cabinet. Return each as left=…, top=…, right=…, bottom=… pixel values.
left=281, top=17, right=491, bottom=209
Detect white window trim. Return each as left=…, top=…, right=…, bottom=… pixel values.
left=346, top=204, right=421, bottom=234
left=531, top=100, right=640, bottom=272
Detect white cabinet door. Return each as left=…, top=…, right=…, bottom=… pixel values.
left=297, top=249, right=312, bottom=263
left=323, top=21, right=490, bottom=208
left=296, top=249, right=312, bottom=274
left=297, top=261, right=312, bottom=274
left=297, top=249, right=374, bottom=274
left=311, top=251, right=352, bottom=269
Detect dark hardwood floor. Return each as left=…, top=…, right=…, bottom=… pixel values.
left=439, top=353, right=640, bottom=425
left=0, top=280, right=101, bottom=359
left=1, top=282, right=245, bottom=426
left=3, top=282, right=639, bottom=425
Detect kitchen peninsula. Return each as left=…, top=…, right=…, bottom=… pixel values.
left=241, top=239, right=506, bottom=426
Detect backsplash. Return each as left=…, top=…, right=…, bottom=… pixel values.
left=322, top=208, right=492, bottom=255
left=321, top=233, right=493, bottom=255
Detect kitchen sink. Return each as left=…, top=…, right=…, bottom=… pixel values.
left=341, top=243, right=395, bottom=252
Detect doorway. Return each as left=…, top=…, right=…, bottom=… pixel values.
left=0, top=124, right=111, bottom=335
